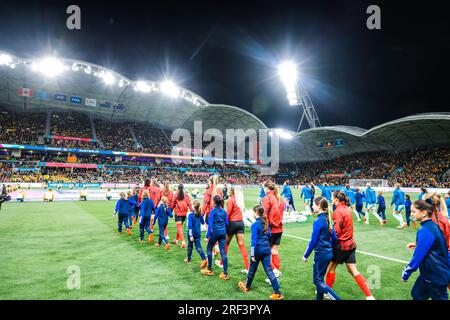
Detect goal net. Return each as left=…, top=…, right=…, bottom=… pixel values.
left=349, top=179, right=389, bottom=188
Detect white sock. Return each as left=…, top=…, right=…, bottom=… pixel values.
left=353, top=210, right=360, bottom=220
left=393, top=213, right=404, bottom=225
left=371, top=210, right=382, bottom=222
left=365, top=212, right=370, bottom=223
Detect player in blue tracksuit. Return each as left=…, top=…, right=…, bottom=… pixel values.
left=405, top=195, right=413, bottom=227
left=238, top=205, right=284, bottom=300
left=303, top=197, right=340, bottom=300
left=345, top=185, right=359, bottom=221
left=139, top=190, right=155, bottom=243
left=132, top=189, right=140, bottom=224
left=418, top=187, right=428, bottom=200
left=185, top=200, right=207, bottom=267
left=126, top=191, right=136, bottom=229
left=320, top=183, right=332, bottom=202
left=377, top=191, right=387, bottom=224
left=152, top=196, right=173, bottom=248
left=354, top=188, right=366, bottom=223
left=113, top=192, right=137, bottom=235
left=301, top=184, right=313, bottom=213
left=402, top=200, right=450, bottom=300
left=391, top=183, right=407, bottom=228
left=201, top=195, right=229, bottom=279
left=281, top=180, right=295, bottom=211
left=258, top=184, right=266, bottom=204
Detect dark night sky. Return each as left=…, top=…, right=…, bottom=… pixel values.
left=0, top=0, right=449, bottom=131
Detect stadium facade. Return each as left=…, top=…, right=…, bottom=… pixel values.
left=1, top=50, right=449, bottom=165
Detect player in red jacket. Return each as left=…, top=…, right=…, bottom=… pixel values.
left=161, top=182, right=174, bottom=239
left=325, top=190, right=375, bottom=300
left=262, top=181, right=284, bottom=279
left=138, top=179, right=151, bottom=203
left=148, top=179, right=162, bottom=230
left=215, top=187, right=249, bottom=273
left=171, top=184, right=193, bottom=248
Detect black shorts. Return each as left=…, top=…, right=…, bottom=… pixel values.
left=332, top=247, right=356, bottom=264
left=269, top=232, right=283, bottom=246
left=226, top=221, right=245, bottom=235
left=175, top=215, right=186, bottom=223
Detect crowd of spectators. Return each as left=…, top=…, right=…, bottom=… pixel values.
left=0, top=109, right=46, bottom=145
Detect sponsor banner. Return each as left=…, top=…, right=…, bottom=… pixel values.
left=185, top=171, right=210, bottom=176
left=85, top=98, right=97, bottom=107
left=36, top=90, right=49, bottom=100
left=325, top=173, right=346, bottom=178
left=12, top=167, right=39, bottom=172
left=51, top=135, right=94, bottom=142
left=43, top=162, right=99, bottom=169
left=99, top=101, right=112, bottom=108
left=113, top=103, right=125, bottom=111
left=47, top=183, right=102, bottom=189
left=54, top=93, right=66, bottom=101
left=70, top=96, right=82, bottom=104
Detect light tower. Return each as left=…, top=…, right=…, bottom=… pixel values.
left=278, top=61, right=321, bottom=131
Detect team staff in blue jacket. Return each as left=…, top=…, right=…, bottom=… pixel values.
left=376, top=191, right=387, bottom=224
left=391, top=183, right=407, bottom=229
left=303, top=197, right=340, bottom=300
left=402, top=200, right=450, bottom=300
left=201, top=195, right=229, bottom=280
left=281, top=180, right=295, bottom=211
left=139, top=190, right=155, bottom=243
left=238, top=205, right=284, bottom=300
left=152, top=196, right=173, bottom=249
left=355, top=188, right=367, bottom=224
left=113, top=192, right=138, bottom=236
left=404, top=195, right=415, bottom=228
left=185, top=200, right=207, bottom=268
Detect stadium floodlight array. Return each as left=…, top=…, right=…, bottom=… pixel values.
left=278, top=61, right=300, bottom=106
left=0, top=50, right=206, bottom=108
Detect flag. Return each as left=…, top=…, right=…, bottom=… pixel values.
left=18, top=87, right=33, bottom=97
left=85, top=98, right=96, bottom=107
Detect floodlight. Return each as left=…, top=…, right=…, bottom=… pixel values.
left=103, top=72, right=115, bottom=85
left=35, top=57, right=65, bottom=77
left=272, top=129, right=293, bottom=140
left=136, top=81, right=151, bottom=92
left=0, top=53, right=12, bottom=65
left=160, top=80, right=180, bottom=97
left=278, top=61, right=298, bottom=87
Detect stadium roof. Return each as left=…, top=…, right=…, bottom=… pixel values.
left=279, top=113, right=450, bottom=163
left=1, top=50, right=448, bottom=164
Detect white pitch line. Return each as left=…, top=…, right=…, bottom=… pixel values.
left=283, top=233, right=409, bottom=264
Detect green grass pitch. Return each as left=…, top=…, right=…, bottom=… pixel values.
left=0, top=188, right=429, bottom=300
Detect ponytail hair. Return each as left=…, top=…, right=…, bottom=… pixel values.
left=177, top=184, right=185, bottom=201
left=193, top=200, right=201, bottom=217
left=314, top=196, right=332, bottom=233
left=213, top=195, right=224, bottom=208
left=265, top=181, right=281, bottom=203
left=333, top=190, right=350, bottom=206
left=413, top=200, right=434, bottom=218
left=253, top=205, right=268, bottom=234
